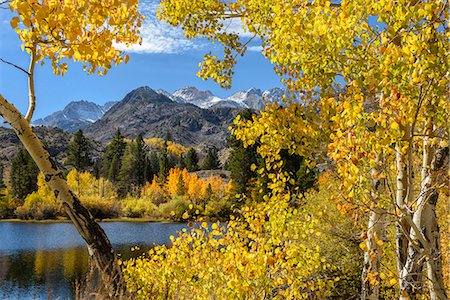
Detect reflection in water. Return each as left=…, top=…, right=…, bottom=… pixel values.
left=0, top=222, right=189, bottom=299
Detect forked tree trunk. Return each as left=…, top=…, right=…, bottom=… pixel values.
left=400, top=146, right=448, bottom=300
left=423, top=146, right=448, bottom=300
left=0, top=94, right=124, bottom=297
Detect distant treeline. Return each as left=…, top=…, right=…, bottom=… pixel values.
left=0, top=110, right=318, bottom=220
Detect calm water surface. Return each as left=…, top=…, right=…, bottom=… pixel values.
left=0, top=222, right=189, bottom=299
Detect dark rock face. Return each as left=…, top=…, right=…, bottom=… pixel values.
left=85, top=87, right=240, bottom=148
left=0, top=126, right=71, bottom=168
left=0, top=126, right=104, bottom=176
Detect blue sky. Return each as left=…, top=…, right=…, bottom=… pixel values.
left=0, top=1, right=281, bottom=120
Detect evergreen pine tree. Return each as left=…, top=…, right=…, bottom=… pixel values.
left=279, top=150, right=317, bottom=199
left=65, top=129, right=92, bottom=171
left=118, top=143, right=134, bottom=197
left=92, top=159, right=101, bottom=179
left=164, top=131, right=173, bottom=142
left=176, top=172, right=185, bottom=196
left=204, top=183, right=213, bottom=203
left=226, top=144, right=258, bottom=195
left=184, top=148, right=199, bottom=172
left=134, top=134, right=147, bottom=186
left=10, top=149, right=39, bottom=200
left=177, top=154, right=187, bottom=170
left=117, top=135, right=147, bottom=197
left=146, top=151, right=160, bottom=182
left=201, top=147, right=219, bottom=170
left=157, top=151, right=169, bottom=183
left=226, top=109, right=261, bottom=195
left=117, top=135, right=148, bottom=196
left=102, top=128, right=127, bottom=182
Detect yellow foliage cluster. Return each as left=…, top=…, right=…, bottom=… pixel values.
left=16, top=170, right=120, bottom=219
left=9, top=0, right=142, bottom=75
left=144, top=138, right=188, bottom=157
left=164, top=0, right=448, bottom=295
left=124, top=201, right=336, bottom=299
left=13, top=168, right=232, bottom=220
left=15, top=173, right=62, bottom=219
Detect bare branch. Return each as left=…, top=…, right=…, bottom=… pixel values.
left=25, top=44, right=37, bottom=122
left=0, top=57, right=31, bottom=75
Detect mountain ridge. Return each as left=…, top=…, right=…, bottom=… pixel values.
left=33, top=100, right=117, bottom=133
left=84, top=86, right=240, bottom=148
left=31, top=85, right=287, bottom=145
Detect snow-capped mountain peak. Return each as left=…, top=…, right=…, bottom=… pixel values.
left=173, top=87, right=221, bottom=108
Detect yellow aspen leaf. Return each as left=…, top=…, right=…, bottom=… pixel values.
left=73, top=51, right=82, bottom=61
left=359, top=242, right=367, bottom=251
left=266, top=256, right=276, bottom=266
left=10, top=16, right=20, bottom=28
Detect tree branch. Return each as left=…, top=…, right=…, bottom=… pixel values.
left=0, top=57, right=30, bottom=75
left=25, top=44, right=37, bottom=122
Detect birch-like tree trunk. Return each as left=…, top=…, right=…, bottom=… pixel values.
left=398, top=119, right=448, bottom=300
left=400, top=145, right=448, bottom=300
left=361, top=154, right=385, bottom=300
left=0, top=94, right=124, bottom=297
left=395, top=142, right=410, bottom=291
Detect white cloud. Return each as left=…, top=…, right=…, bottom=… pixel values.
left=115, top=1, right=259, bottom=54
left=220, top=19, right=255, bottom=38
left=247, top=45, right=263, bottom=52
left=115, top=1, right=199, bottom=54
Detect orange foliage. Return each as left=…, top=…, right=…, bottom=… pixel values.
left=164, top=168, right=231, bottom=206
left=141, top=179, right=166, bottom=205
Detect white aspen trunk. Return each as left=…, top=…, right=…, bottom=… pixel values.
left=423, top=146, right=448, bottom=300
left=400, top=136, right=448, bottom=300
left=25, top=44, right=36, bottom=123
left=0, top=94, right=124, bottom=297
left=361, top=154, right=385, bottom=300
left=396, top=142, right=410, bottom=291
left=399, top=131, right=431, bottom=298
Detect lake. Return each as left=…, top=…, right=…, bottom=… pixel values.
left=0, top=221, right=189, bottom=299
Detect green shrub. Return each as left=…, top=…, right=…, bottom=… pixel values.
left=80, top=196, right=120, bottom=219
left=204, top=197, right=231, bottom=220
left=160, top=196, right=190, bottom=221
left=0, top=190, right=21, bottom=219
left=121, top=196, right=160, bottom=218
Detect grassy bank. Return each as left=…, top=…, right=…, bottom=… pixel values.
left=0, top=216, right=172, bottom=223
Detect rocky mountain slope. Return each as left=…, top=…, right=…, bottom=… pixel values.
left=30, top=86, right=286, bottom=135
left=0, top=126, right=104, bottom=175
left=84, top=87, right=240, bottom=148
left=33, top=100, right=116, bottom=133
left=0, top=126, right=72, bottom=169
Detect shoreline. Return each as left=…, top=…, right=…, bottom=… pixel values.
left=0, top=217, right=173, bottom=223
